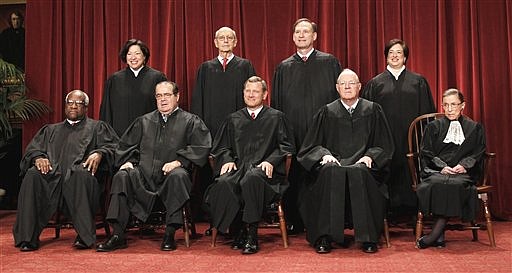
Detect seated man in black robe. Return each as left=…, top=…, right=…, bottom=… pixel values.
left=13, top=90, right=119, bottom=251
left=298, top=69, right=394, bottom=254
left=97, top=81, right=211, bottom=252
left=204, top=76, right=295, bottom=254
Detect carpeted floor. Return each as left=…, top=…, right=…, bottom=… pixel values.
left=1, top=210, right=510, bottom=272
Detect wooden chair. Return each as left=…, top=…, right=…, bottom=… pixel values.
left=48, top=172, right=111, bottom=239
left=210, top=154, right=292, bottom=248
left=134, top=166, right=199, bottom=248
left=135, top=200, right=196, bottom=248
left=406, top=113, right=496, bottom=247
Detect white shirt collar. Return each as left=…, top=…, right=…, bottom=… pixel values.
left=386, top=65, right=405, bottom=80
left=66, top=119, right=82, bottom=125
left=129, top=66, right=144, bottom=77
left=340, top=99, right=359, bottom=111
left=218, top=53, right=234, bottom=63
left=297, top=48, right=314, bottom=59
left=247, top=105, right=264, bottom=118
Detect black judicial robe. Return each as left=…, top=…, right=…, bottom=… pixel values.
left=417, top=116, right=485, bottom=221
left=272, top=50, right=341, bottom=148
left=13, top=118, right=118, bottom=247
left=100, top=66, right=167, bottom=136
left=111, top=109, right=211, bottom=222
left=298, top=99, right=394, bottom=244
left=205, top=106, right=295, bottom=232
left=191, top=56, right=256, bottom=138
left=361, top=69, right=435, bottom=209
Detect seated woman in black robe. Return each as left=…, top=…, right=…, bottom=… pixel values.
left=416, top=88, right=486, bottom=249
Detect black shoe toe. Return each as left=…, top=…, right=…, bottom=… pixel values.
left=362, top=242, right=378, bottom=253
left=161, top=234, right=177, bottom=251
left=314, top=237, right=331, bottom=254
left=96, top=235, right=127, bottom=252
left=73, top=236, right=91, bottom=249
left=20, top=241, right=38, bottom=252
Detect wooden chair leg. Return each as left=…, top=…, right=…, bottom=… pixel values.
left=415, top=211, right=423, bottom=242
left=182, top=207, right=190, bottom=247
left=383, top=218, right=391, bottom=248
left=277, top=200, right=288, bottom=248
left=481, top=194, right=496, bottom=247
left=211, top=227, right=218, bottom=247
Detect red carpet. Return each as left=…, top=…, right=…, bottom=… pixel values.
left=1, top=210, right=510, bottom=272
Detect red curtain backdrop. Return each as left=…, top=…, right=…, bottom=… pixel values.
left=24, top=0, right=512, bottom=219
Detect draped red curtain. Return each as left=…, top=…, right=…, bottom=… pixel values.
left=24, top=0, right=512, bottom=219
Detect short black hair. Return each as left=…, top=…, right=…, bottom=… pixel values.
left=119, top=39, right=150, bottom=64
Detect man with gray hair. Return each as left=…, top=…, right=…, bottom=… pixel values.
left=191, top=26, right=256, bottom=226
left=13, top=90, right=119, bottom=251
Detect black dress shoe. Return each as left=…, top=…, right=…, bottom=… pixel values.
left=161, top=234, right=177, bottom=251
left=314, top=237, right=331, bottom=254
left=362, top=242, right=378, bottom=253
left=19, top=241, right=39, bottom=252
left=73, top=236, right=91, bottom=249
left=96, top=235, right=127, bottom=252
left=241, top=237, right=259, bottom=254
left=434, top=240, right=446, bottom=248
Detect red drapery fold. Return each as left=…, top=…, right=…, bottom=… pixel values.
left=24, top=0, right=512, bottom=219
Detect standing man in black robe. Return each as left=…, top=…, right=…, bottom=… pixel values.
left=205, top=76, right=295, bottom=254
left=191, top=26, right=256, bottom=222
left=361, top=39, right=436, bottom=219
left=298, top=69, right=394, bottom=254
left=0, top=11, right=25, bottom=70
left=100, top=39, right=167, bottom=136
left=97, top=81, right=211, bottom=252
left=13, top=90, right=119, bottom=251
left=272, top=18, right=342, bottom=234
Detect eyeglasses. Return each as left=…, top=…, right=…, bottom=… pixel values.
left=66, top=100, right=85, bottom=106
left=442, top=102, right=463, bottom=109
left=155, top=93, right=175, bottom=99
left=337, top=81, right=360, bottom=87
left=216, top=36, right=235, bottom=42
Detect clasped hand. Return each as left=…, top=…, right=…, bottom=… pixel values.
left=440, top=164, right=467, bottom=175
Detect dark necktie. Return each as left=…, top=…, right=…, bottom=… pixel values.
left=250, top=112, right=256, bottom=120
left=302, top=56, right=308, bottom=62
left=348, top=107, right=354, bottom=116
left=222, top=58, right=227, bottom=71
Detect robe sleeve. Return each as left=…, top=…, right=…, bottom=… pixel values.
left=364, top=103, right=394, bottom=169
left=211, top=118, right=236, bottom=174
left=297, top=106, right=332, bottom=171
left=89, top=121, right=119, bottom=173
left=190, top=64, right=205, bottom=118
left=99, top=76, right=113, bottom=123
left=115, top=118, right=144, bottom=169
left=176, top=115, right=212, bottom=168
left=458, top=123, right=486, bottom=170
left=19, top=125, right=52, bottom=175
left=264, top=114, right=296, bottom=167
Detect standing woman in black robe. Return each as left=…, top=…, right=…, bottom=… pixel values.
left=361, top=39, right=436, bottom=217
left=100, top=39, right=167, bottom=136
left=416, top=89, right=486, bottom=248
